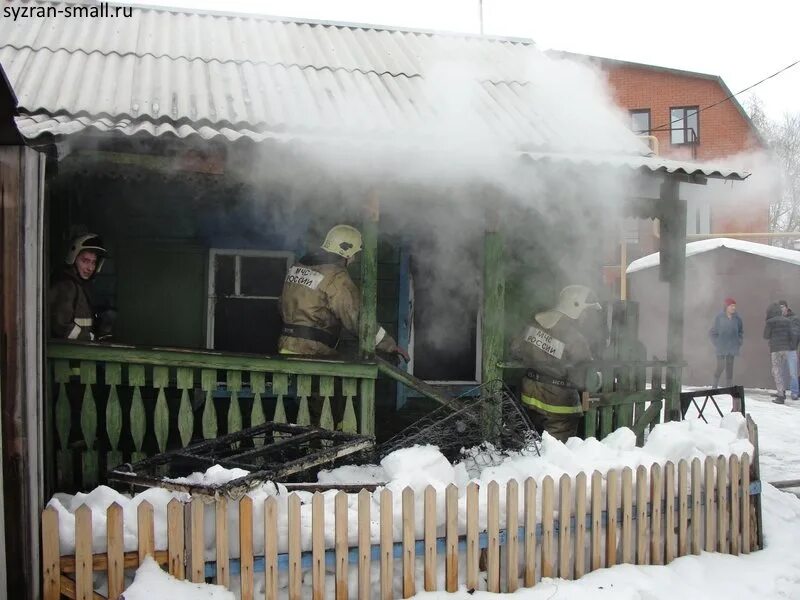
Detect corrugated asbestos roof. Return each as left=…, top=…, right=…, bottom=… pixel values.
left=0, top=0, right=749, bottom=179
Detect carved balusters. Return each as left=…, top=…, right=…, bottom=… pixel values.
left=128, top=365, right=147, bottom=463
left=201, top=369, right=218, bottom=440
left=319, top=376, right=335, bottom=431
left=341, top=378, right=358, bottom=433
left=296, top=375, right=312, bottom=426
left=176, top=368, right=194, bottom=447
left=80, top=361, right=99, bottom=488
left=153, top=367, right=170, bottom=453
left=227, top=370, right=242, bottom=435
left=54, top=360, right=74, bottom=489
left=272, top=374, right=288, bottom=426
left=250, top=372, right=266, bottom=446
left=105, top=362, right=123, bottom=470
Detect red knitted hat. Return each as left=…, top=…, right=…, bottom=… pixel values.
left=724, top=297, right=736, bottom=306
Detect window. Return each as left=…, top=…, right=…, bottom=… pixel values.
left=207, top=250, right=294, bottom=353
left=629, top=109, right=651, bottom=135
left=670, top=106, right=699, bottom=144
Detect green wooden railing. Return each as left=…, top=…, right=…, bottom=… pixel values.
left=500, top=359, right=686, bottom=445
left=48, top=341, right=378, bottom=491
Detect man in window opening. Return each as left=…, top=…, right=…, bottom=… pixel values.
left=49, top=233, right=115, bottom=341
left=278, top=224, right=409, bottom=362
left=510, top=285, right=603, bottom=442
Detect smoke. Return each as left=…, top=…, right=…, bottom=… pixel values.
left=226, top=45, right=650, bottom=363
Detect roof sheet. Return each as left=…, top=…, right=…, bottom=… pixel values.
left=0, top=0, right=750, bottom=179
left=627, top=238, right=800, bottom=273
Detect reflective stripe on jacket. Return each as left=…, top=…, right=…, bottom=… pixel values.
left=521, top=394, right=583, bottom=414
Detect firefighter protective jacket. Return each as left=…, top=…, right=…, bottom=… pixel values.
left=49, top=266, right=95, bottom=340
left=278, top=251, right=398, bottom=356
left=510, top=314, right=594, bottom=415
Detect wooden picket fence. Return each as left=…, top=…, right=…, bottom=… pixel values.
left=42, top=452, right=761, bottom=600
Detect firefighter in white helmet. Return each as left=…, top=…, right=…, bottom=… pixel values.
left=510, top=285, right=602, bottom=442
left=49, top=233, right=113, bottom=341
left=278, top=225, right=409, bottom=361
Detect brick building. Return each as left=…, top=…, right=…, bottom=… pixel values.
left=555, top=53, right=768, bottom=296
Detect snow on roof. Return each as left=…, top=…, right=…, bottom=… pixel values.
left=626, top=237, right=800, bottom=274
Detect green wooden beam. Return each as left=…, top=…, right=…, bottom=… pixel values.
left=661, top=178, right=687, bottom=422
left=358, top=194, right=379, bottom=359
left=357, top=193, right=380, bottom=436
left=47, top=342, right=378, bottom=380
left=481, top=213, right=505, bottom=439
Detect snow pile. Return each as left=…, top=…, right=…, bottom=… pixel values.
left=120, top=556, right=233, bottom=600
left=166, top=464, right=249, bottom=486
left=47, top=415, right=752, bottom=559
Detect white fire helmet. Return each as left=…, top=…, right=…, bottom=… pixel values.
left=535, top=285, right=602, bottom=329
left=321, top=225, right=363, bottom=260
left=65, top=233, right=108, bottom=274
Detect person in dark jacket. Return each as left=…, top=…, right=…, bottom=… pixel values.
left=764, top=302, right=795, bottom=403
left=709, top=297, right=743, bottom=388
left=49, top=233, right=109, bottom=340
left=779, top=300, right=800, bottom=399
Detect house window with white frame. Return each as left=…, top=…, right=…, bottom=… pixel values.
left=207, top=250, right=294, bottom=354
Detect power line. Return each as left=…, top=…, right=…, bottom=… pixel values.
left=649, top=58, right=800, bottom=133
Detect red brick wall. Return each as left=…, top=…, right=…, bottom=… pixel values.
left=603, top=63, right=770, bottom=243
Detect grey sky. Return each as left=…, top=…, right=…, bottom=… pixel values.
left=136, top=0, right=799, bottom=121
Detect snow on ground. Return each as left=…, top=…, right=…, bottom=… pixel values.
left=120, top=556, right=234, bottom=600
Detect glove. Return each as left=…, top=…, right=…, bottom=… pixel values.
left=94, top=308, right=118, bottom=341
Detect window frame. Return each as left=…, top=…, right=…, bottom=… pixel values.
left=629, top=109, right=651, bottom=136
left=670, top=106, right=700, bottom=145
left=205, top=248, right=295, bottom=349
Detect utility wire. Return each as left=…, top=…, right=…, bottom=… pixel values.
left=648, top=58, right=800, bottom=133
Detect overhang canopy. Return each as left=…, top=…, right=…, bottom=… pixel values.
left=0, top=0, right=749, bottom=180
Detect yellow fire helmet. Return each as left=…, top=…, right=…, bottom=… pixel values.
left=321, top=225, right=363, bottom=259
left=535, top=285, right=602, bottom=329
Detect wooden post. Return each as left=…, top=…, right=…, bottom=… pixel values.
left=335, top=492, right=349, bottom=600
left=402, top=488, right=416, bottom=598
left=660, top=178, right=686, bottom=422
left=216, top=498, right=230, bottom=589
left=524, top=478, right=537, bottom=587
left=42, top=508, right=60, bottom=600
left=424, top=486, right=438, bottom=592
left=265, top=497, right=279, bottom=600
left=466, top=482, right=479, bottom=591
left=506, top=480, right=519, bottom=592
left=313, top=493, right=326, bottom=600
left=446, top=484, right=459, bottom=593
left=240, top=496, right=254, bottom=600
left=380, top=489, right=393, bottom=600
left=358, top=192, right=379, bottom=436
left=358, top=489, right=372, bottom=600
left=487, top=481, right=500, bottom=592
left=288, top=494, right=301, bottom=600
left=481, top=208, right=505, bottom=436
left=107, top=503, right=124, bottom=600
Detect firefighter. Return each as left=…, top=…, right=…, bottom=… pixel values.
left=278, top=224, right=409, bottom=361
left=49, top=233, right=114, bottom=340
left=511, top=285, right=602, bottom=442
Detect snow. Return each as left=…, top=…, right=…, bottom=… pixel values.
left=48, top=416, right=752, bottom=559
left=409, top=388, right=800, bottom=599
left=626, top=237, right=800, bottom=274
left=101, top=387, right=800, bottom=599
left=120, top=556, right=234, bottom=600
